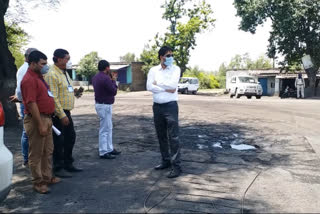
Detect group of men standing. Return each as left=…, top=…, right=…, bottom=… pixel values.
left=11, top=48, right=83, bottom=194
left=10, top=45, right=183, bottom=194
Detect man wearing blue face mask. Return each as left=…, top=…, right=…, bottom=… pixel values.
left=147, top=46, right=182, bottom=178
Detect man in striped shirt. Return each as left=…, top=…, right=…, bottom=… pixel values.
left=45, top=49, right=83, bottom=178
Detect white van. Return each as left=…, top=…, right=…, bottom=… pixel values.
left=178, top=77, right=199, bottom=94
left=0, top=102, right=13, bottom=202
left=228, top=75, right=263, bottom=99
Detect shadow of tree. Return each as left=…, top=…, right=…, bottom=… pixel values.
left=1, top=110, right=310, bottom=213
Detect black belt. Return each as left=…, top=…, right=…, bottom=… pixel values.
left=27, top=113, right=53, bottom=118
left=96, top=102, right=111, bottom=105
left=154, top=101, right=177, bottom=106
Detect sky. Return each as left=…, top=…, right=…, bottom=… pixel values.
left=17, top=0, right=272, bottom=71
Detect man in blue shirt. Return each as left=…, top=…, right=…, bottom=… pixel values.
left=92, top=60, right=121, bottom=159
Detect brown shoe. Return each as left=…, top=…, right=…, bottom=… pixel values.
left=33, top=184, right=49, bottom=194
left=46, top=177, right=61, bottom=185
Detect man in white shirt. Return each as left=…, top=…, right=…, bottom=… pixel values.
left=295, top=72, right=305, bottom=98
left=9, top=48, right=37, bottom=167
left=147, top=46, right=182, bottom=178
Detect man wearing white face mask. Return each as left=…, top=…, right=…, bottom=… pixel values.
left=9, top=48, right=37, bottom=168
left=147, top=46, right=182, bottom=178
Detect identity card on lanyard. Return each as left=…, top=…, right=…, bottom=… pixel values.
left=64, top=72, right=74, bottom=92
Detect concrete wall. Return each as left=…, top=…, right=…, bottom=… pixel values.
left=130, top=62, right=146, bottom=91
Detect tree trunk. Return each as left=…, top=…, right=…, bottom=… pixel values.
left=305, top=67, right=318, bottom=96
left=0, top=0, right=19, bottom=126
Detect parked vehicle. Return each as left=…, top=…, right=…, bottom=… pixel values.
left=178, top=77, right=199, bottom=94
left=0, top=102, right=13, bottom=202
left=228, top=75, right=263, bottom=99
left=280, top=86, right=297, bottom=99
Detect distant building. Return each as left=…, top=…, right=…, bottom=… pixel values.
left=226, top=69, right=320, bottom=97
left=72, top=62, right=146, bottom=91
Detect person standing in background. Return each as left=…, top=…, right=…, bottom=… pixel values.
left=92, top=60, right=121, bottom=159
left=295, top=72, right=305, bottom=98
left=45, top=49, right=83, bottom=178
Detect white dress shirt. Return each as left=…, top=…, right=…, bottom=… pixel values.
left=15, top=62, right=29, bottom=101
left=147, top=64, right=181, bottom=104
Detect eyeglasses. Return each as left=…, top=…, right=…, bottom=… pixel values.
left=165, top=54, right=173, bottom=58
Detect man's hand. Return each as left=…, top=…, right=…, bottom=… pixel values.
left=38, top=123, right=50, bottom=136
left=165, top=89, right=176, bottom=93
left=74, top=87, right=83, bottom=98
left=111, top=72, right=118, bottom=81
left=61, top=116, right=70, bottom=126
left=9, top=95, right=20, bottom=103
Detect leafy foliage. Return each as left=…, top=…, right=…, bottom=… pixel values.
left=77, top=52, right=101, bottom=82
left=233, top=0, right=320, bottom=90
left=120, top=52, right=136, bottom=63
left=184, top=66, right=220, bottom=89
left=139, top=0, right=215, bottom=74
left=139, top=44, right=159, bottom=75
left=5, top=22, right=29, bottom=68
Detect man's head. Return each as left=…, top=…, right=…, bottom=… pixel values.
left=298, top=72, right=302, bottom=78
left=158, top=46, right=174, bottom=67
left=98, top=60, right=110, bottom=74
left=28, top=51, right=48, bottom=74
left=53, top=49, right=70, bottom=70
left=24, top=48, right=38, bottom=62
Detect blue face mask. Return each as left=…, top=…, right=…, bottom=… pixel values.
left=164, top=56, right=174, bottom=66
left=41, top=65, right=49, bottom=74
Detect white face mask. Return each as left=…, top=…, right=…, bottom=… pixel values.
left=66, top=60, right=72, bottom=69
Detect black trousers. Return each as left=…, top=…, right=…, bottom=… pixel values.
left=153, top=101, right=181, bottom=168
left=52, top=110, right=76, bottom=170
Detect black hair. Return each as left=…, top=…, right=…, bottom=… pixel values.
left=158, top=46, right=173, bottom=60
left=53, top=49, right=69, bottom=63
left=98, top=60, right=110, bottom=71
left=28, top=51, right=47, bottom=64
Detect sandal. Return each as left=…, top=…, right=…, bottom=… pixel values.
left=33, top=184, right=49, bottom=194
left=46, top=177, right=61, bottom=185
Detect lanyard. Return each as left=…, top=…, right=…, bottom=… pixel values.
left=40, top=78, right=50, bottom=90
left=64, top=72, right=71, bottom=86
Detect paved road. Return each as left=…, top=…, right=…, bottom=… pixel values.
left=1, top=92, right=320, bottom=213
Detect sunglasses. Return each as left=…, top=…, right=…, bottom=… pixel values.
left=164, top=54, right=174, bottom=58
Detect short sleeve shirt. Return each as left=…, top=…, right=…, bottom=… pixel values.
left=21, top=69, right=55, bottom=115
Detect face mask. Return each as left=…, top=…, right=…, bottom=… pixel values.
left=41, top=65, right=49, bottom=74
left=164, top=56, right=174, bottom=66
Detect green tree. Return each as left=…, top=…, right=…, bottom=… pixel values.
left=77, top=51, right=101, bottom=90
left=140, top=0, right=215, bottom=75
left=233, top=0, right=320, bottom=94
left=120, top=52, right=136, bottom=63
left=184, top=66, right=220, bottom=89
left=139, top=43, right=159, bottom=75
left=1, top=0, right=60, bottom=125
left=5, top=22, right=29, bottom=68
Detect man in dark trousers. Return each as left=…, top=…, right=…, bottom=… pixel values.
left=21, top=50, right=61, bottom=194
left=146, top=46, right=182, bottom=178
left=92, top=60, right=121, bottom=159
left=45, top=49, right=83, bottom=178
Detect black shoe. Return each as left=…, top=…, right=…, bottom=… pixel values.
left=110, top=149, right=121, bottom=155
left=54, top=169, right=72, bottom=178
left=167, top=167, right=181, bottom=178
left=154, top=162, right=171, bottom=170
left=100, top=153, right=116, bottom=159
left=64, top=165, right=83, bottom=172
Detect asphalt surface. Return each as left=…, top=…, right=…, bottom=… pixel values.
left=1, top=91, right=320, bottom=213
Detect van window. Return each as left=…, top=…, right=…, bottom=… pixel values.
left=238, top=77, right=256, bottom=83
left=191, top=79, right=198, bottom=84
left=179, top=78, right=189, bottom=84
left=231, top=77, right=236, bottom=83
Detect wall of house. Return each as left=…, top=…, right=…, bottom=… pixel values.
left=130, top=62, right=146, bottom=91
